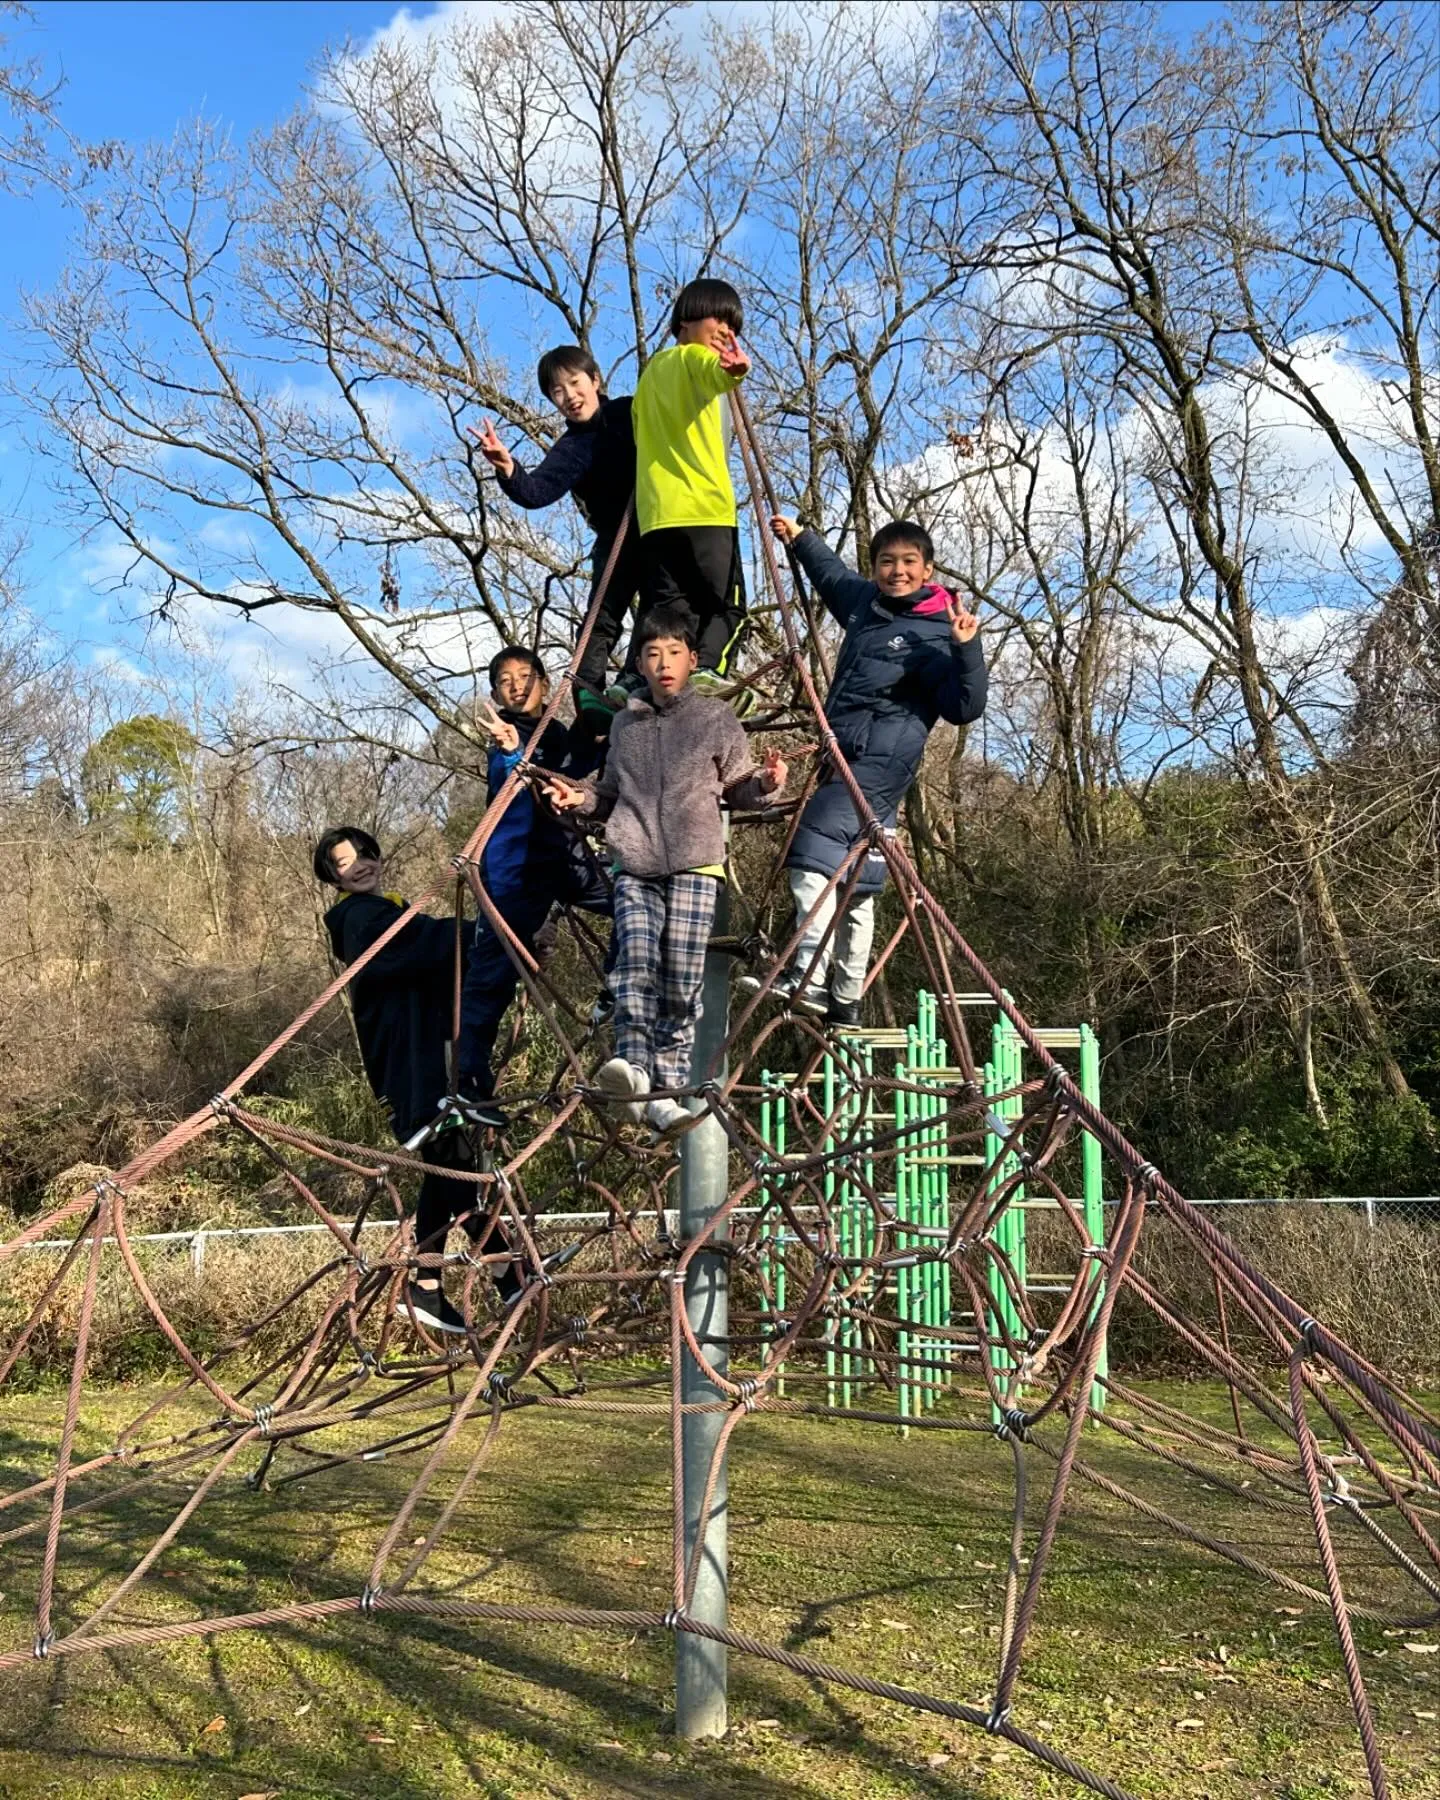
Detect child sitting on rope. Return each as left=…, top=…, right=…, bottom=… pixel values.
left=454, top=646, right=613, bottom=1117
left=624, top=278, right=752, bottom=702
left=539, top=603, right=787, bottom=1137
left=738, top=516, right=986, bottom=1026
left=471, top=346, right=637, bottom=742
left=316, top=826, right=514, bottom=1335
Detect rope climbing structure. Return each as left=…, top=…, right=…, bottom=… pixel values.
left=2, top=399, right=1438, bottom=1800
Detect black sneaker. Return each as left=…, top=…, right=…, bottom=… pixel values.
left=499, top=1238, right=585, bottom=1307
left=403, top=1281, right=469, bottom=1335
left=828, top=995, right=862, bottom=1027
left=735, top=969, right=828, bottom=1016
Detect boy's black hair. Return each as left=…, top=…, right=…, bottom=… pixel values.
left=536, top=344, right=602, bottom=397
left=869, top=519, right=935, bottom=565
left=634, top=603, right=699, bottom=654
left=313, top=825, right=382, bottom=884
left=488, top=645, right=548, bottom=691
left=670, top=277, right=743, bottom=339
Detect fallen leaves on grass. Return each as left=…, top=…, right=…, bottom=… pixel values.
left=199, top=1715, right=227, bottom=1736
left=1402, top=1642, right=1437, bottom=1655
left=1174, top=1718, right=1205, bottom=1731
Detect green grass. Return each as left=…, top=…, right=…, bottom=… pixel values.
left=1, top=1378, right=1437, bottom=1800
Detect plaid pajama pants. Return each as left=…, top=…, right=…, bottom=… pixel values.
left=611, top=871, right=719, bottom=1091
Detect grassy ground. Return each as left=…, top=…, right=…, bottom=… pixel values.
left=0, top=1377, right=1437, bottom=1800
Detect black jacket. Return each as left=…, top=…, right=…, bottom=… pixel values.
left=324, top=892, right=458, bottom=1140
left=496, top=397, right=635, bottom=545
left=787, top=530, right=988, bottom=893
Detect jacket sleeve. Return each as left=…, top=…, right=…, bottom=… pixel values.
left=496, top=432, right=589, bottom=510
left=486, top=742, right=524, bottom=796
left=715, top=708, right=774, bottom=811
left=674, top=342, right=744, bottom=414
left=337, top=900, right=456, bottom=985
left=574, top=731, right=621, bottom=823
left=791, top=530, right=875, bottom=628
left=932, top=633, right=989, bottom=727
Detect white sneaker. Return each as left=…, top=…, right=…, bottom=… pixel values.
left=594, top=1055, right=650, bottom=1123
left=645, top=1096, right=694, bottom=1139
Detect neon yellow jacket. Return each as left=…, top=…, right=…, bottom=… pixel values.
left=633, top=342, right=743, bottom=534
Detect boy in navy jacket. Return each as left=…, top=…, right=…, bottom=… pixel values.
left=740, top=517, right=986, bottom=1025
left=454, top=646, right=612, bottom=1109
left=473, top=346, right=638, bottom=734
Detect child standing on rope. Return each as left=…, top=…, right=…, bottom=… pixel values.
left=540, top=604, right=786, bottom=1136
left=315, top=827, right=506, bottom=1335
left=472, top=347, right=638, bottom=740
left=626, top=278, right=751, bottom=698
left=739, top=517, right=986, bottom=1026
left=454, top=646, right=613, bottom=1114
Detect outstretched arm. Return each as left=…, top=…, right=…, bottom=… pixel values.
left=779, top=522, right=875, bottom=627
left=470, top=422, right=590, bottom=510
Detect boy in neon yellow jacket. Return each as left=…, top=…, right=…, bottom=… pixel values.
left=629, top=278, right=751, bottom=693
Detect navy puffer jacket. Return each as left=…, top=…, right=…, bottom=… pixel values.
left=786, top=530, right=988, bottom=894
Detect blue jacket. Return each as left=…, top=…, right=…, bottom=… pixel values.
left=496, top=396, right=635, bottom=546
left=787, top=530, right=988, bottom=893
left=480, top=711, right=576, bottom=896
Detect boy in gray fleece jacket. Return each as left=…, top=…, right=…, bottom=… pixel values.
left=543, top=604, right=786, bottom=1136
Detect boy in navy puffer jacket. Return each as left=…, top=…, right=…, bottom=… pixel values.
left=739, top=516, right=986, bottom=1025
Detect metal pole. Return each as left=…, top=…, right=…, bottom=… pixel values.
left=676, top=881, right=730, bottom=1740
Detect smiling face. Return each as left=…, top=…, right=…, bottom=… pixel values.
left=675, top=315, right=735, bottom=356
left=872, top=540, right=935, bottom=601
left=546, top=366, right=603, bottom=424
left=330, top=836, right=383, bottom=895
left=491, top=655, right=549, bottom=716
left=639, top=634, right=699, bottom=701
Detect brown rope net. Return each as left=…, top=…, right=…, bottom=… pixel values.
left=2, top=404, right=1436, bottom=1800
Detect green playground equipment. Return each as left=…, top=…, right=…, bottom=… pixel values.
left=756, top=991, right=1107, bottom=1426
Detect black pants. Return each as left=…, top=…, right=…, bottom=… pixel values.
left=574, top=530, right=644, bottom=694
left=640, top=525, right=747, bottom=674
left=412, top=1125, right=481, bottom=1261
left=456, top=855, right=613, bottom=1097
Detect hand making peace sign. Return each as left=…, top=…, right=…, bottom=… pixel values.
left=946, top=595, right=981, bottom=645
left=467, top=419, right=515, bottom=479
left=472, top=698, right=520, bottom=754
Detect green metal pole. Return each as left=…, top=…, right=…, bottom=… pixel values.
left=1079, top=1024, right=1108, bottom=1413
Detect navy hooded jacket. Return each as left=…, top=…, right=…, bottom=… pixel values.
left=787, top=530, right=988, bottom=894
left=496, top=396, right=635, bottom=546
left=324, top=892, right=458, bottom=1141
left=479, top=710, right=579, bottom=897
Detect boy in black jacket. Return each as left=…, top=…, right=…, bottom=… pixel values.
left=473, top=346, right=638, bottom=731
left=739, top=517, right=986, bottom=1025
left=317, top=825, right=502, bottom=1335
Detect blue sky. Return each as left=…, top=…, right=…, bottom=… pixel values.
left=1, top=1, right=417, bottom=671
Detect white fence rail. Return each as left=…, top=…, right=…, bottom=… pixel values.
left=8, top=1194, right=1438, bottom=1276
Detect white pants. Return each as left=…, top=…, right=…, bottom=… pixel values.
left=789, top=868, right=877, bottom=1003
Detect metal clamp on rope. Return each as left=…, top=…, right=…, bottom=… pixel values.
left=252, top=1404, right=274, bottom=1438
left=735, top=1377, right=760, bottom=1413
left=1044, top=1062, right=1071, bottom=1097
left=568, top=1315, right=588, bottom=1345
left=1132, top=1161, right=1160, bottom=1193
left=1297, top=1315, right=1321, bottom=1355
left=662, top=1606, right=686, bottom=1631
left=360, top=1584, right=381, bottom=1615
left=485, top=1371, right=511, bottom=1402
left=994, top=1407, right=1030, bottom=1444
left=358, top=1349, right=379, bottom=1372
left=33, top=1629, right=54, bottom=1660
left=985, top=1701, right=1012, bottom=1734
left=209, top=1093, right=233, bottom=1120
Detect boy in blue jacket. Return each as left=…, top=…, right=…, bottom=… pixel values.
left=454, top=646, right=613, bottom=1111
left=473, top=347, right=638, bottom=732
left=739, top=516, right=986, bottom=1026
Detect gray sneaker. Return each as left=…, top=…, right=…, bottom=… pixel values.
left=594, top=1055, right=650, bottom=1123
left=645, top=1096, right=694, bottom=1139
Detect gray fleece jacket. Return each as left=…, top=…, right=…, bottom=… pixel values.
left=577, top=683, right=777, bottom=877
